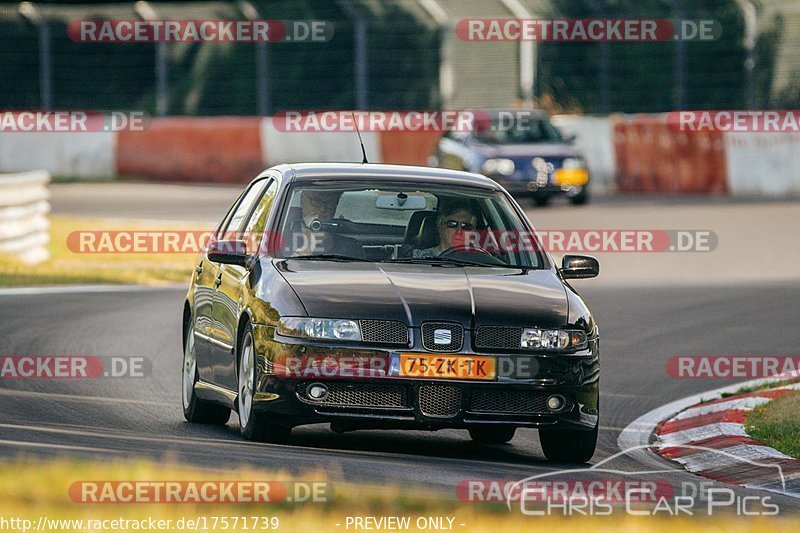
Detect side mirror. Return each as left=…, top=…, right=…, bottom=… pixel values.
left=560, top=255, right=599, bottom=279
left=208, top=239, right=250, bottom=267
left=564, top=133, right=577, bottom=144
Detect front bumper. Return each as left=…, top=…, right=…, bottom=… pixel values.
left=251, top=325, right=599, bottom=431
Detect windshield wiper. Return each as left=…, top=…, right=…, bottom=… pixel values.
left=291, top=254, right=371, bottom=262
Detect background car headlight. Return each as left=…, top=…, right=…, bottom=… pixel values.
left=561, top=157, right=586, bottom=169
left=520, top=328, right=588, bottom=351
left=481, top=158, right=515, bottom=176
left=278, top=317, right=362, bottom=341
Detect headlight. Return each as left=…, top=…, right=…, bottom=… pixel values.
left=278, top=317, right=361, bottom=341
left=520, top=328, right=587, bottom=351
left=561, top=157, right=586, bottom=169
left=481, top=158, right=515, bottom=176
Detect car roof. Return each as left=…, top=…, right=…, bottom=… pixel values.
left=265, top=163, right=501, bottom=190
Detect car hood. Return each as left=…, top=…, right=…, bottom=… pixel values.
left=273, top=259, right=567, bottom=329
left=474, top=142, right=582, bottom=159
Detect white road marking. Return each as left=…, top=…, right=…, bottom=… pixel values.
left=673, top=396, right=770, bottom=420
left=657, top=423, right=748, bottom=447
left=0, top=284, right=184, bottom=296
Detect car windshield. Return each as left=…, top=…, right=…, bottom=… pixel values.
left=474, top=116, right=564, bottom=144
left=274, top=181, right=543, bottom=269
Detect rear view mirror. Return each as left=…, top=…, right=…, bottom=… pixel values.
left=208, top=239, right=250, bottom=267
left=560, top=255, right=599, bottom=279
left=375, top=194, right=427, bottom=210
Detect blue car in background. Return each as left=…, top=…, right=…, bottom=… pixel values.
left=431, top=110, right=590, bottom=206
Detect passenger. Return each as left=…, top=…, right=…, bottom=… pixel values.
left=413, top=201, right=478, bottom=258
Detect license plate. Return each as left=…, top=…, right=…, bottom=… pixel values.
left=391, top=353, right=496, bottom=381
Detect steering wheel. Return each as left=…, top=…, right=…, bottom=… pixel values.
left=439, top=245, right=506, bottom=266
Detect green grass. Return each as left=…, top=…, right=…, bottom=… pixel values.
left=1, top=457, right=798, bottom=532
left=718, top=378, right=798, bottom=399
left=746, top=390, right=800, bottom=458
left=0, top=216, right=197, bottom=287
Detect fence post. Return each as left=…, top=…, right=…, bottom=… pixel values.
left=239, top=1, right=271, bottom=115
left=19, top=2, right=52, bottom=111
left=336, top=0, right=368, bottom=110
left=734, top=0, right=758, bottom=109
left=664, top=0, right=687, bottom=110
left=135, top=1, right=169, bottom=116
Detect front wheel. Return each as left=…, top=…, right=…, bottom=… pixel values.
left=237, top=325, right=292, bottom=444
left=182, top=320, right=230, bottom=425
left=539, top=424, right=598, bottom=463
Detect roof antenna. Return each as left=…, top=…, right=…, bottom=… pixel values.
left=352, top=113, right=368, bottom=164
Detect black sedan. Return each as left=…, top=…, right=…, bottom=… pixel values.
left=182, top=163, right=600, bottom=463
left=432, top=109, right=590, bottom=206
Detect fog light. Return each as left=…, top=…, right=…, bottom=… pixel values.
left=546, top=394, right=565, bottom=411
left=307, top=383, right=328, bottom=401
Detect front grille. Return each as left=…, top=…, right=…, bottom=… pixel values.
left=419, top=384, right=462, bottom=417
left=421, top=322, right=463, bottom=352
left=469, top=389, right=573, bottom=414
left=298, top=382, right=407, bottom=408
left=360, top=320, right=409, bottom=345
left=475, top=326, right=522, bottom=350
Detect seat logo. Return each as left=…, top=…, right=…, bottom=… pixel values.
left=434, top=329, right=452, bottom=345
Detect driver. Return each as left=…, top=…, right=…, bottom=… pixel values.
left=413, top=201, right=477, bottom=258
left=295, top=189, right=364, bottom=258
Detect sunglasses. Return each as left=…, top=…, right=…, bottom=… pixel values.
left=443, top=219, right=475, bottom=230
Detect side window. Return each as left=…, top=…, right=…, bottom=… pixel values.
left=243, top=179, right=278, bottom=239
left=221, top=180, right=269, bottom=237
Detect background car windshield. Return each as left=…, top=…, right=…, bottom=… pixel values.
left=475, top=117, right=564, bottom=144
left=276, top=182, right=541, bottom=268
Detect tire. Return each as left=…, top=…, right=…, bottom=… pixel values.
left=237, top=324, right=292, bottom=444
left=539, top=424, right=598, bottom=463
left=570, top=189, right=589, bottom=205
left=182, top=317, right=231, bottom=425
left=468, top=426, right=516, bottom=444
left=533, top=196, right=550, bottom=207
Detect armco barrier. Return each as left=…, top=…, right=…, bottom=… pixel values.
left=724, top=133, right=800, bottom=196
left=0, top=131, right=115, bottom=178
left=551, top=114, right=619, bottom=195
left=259, top=117, right=382, bottom=166
left=116, top=117, right=264, bottom=184
left=1, top=115, right=796, bottom=196
left=0, top=170, right=51, bottom=264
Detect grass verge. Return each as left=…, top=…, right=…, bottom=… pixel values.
left=746, top=390, right=800, bottom=458
left=0, top=457, right=798, bottom=531
left=0, top=216, right=198, bottom=286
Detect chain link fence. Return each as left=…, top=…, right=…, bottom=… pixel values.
left=1, top=0, right=800, bottom=115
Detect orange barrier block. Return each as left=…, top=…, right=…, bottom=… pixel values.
left=613, top=114, right=728, bottom=194
left=117, top=117, right=264, bottom=184
left=379, top=130, right=443, bottom=166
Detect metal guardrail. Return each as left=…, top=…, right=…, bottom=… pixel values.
left=0, top=170, right=51, bottom=264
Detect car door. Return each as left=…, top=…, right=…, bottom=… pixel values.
left=208, top=178, right=275, bottom=391
left=191, top=199, right=243, bottom=383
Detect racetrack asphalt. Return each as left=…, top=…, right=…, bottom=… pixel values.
left=2, top=183, right=799, bottom=511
